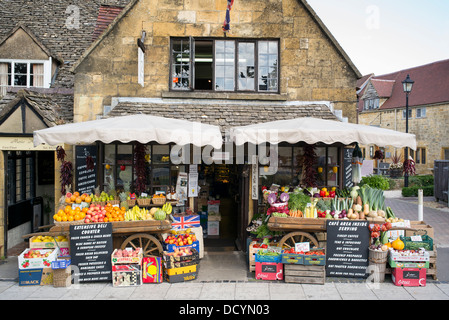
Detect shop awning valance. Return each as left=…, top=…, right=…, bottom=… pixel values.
left=229, top=117, right=417, bottom=150
left=33, top=114, right=223, bottom=149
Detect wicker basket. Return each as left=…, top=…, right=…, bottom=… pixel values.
left=53, top=219, right=84, bottom=226
left=152, top=197, right=166, bottom=205
left=368, top=248, right=388, bottom=283
left=92, top=201, right=106, bottom=207
left=53, top=266, right=72, bottom=287
left=137, top=198, right=152, bottom=206
left=127, top=199, right=136, bottom=207
left=107, top=200, right=120, bottom=206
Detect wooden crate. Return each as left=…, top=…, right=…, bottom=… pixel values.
left=385, top=246, right=438, bottom=280
left=315, top=232, right=327, bottom=249
left=248, top=242, right=259, bottom=272
left=284, top=264, right=325, bottom=284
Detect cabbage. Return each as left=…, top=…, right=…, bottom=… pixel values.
left=267, top=193, right=277, bottom=205
left=280, top=193, right=289, bottom=203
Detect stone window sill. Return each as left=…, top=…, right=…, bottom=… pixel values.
left=162, top=91, right=288, bottom=101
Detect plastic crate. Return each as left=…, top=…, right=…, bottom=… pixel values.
left=400, top=234, right=433, bottom=251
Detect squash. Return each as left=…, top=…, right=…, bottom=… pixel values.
left=392, top=237, right=405, bottom=250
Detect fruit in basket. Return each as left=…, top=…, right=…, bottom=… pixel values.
left=124, top=205, right=149, bottom=221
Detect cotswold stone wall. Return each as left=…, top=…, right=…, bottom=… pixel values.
left=358, top=103, right=449, bottom=175
left=74, top=0, right=359, bottom=123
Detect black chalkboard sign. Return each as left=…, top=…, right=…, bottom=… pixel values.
left=343, top=147, right=354, bottom=188
left=326, top=220, right=370, bottom=278
left=75, top=145, right=97, bottom=195
left=70, top=223, right=113, bottom=282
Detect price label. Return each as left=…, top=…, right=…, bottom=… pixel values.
left=295, top=242, right=310, bottom=253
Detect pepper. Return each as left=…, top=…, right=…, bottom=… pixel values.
left=329, top=190, right=336, bottom=198
left=320, top=190, right=326, bottom=197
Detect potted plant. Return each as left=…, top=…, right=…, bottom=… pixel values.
left=389, top=152, right=403, bottom=178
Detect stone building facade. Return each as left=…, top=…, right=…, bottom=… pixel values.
left=357, top=59, right=449, bottom=175
left=73, top=0, right=361, bottom=124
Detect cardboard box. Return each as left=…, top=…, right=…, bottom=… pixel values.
left=164, top=264, right=198, bottom=283
left=163, top=240, right=200, bottom=254
left=388, top=258, right=429, bottom=269
left=111, top=248, right=143, bottom=265
left=303, top=249, right=326, bottom=266
left=112, top=264, right=142, bottom=287
left=19, top=268, right=53, bottom=286
left=163, top=248, right=199, bottom=269
left=142, top=257, right=163, bottom=283
left=18, top=248, right=58, bottom=270
left=29, top=236, right=70, bottom=255
left=406, top=221, right=434, bottom=239
left=207, top=221, right=219, bottom=236
left=255, top=262, right=283, bottom=281
left=281, top=253, right=304, bottom=265
left=391, top=267, right=426, bottom=287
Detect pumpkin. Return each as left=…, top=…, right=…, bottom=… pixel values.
left=392, top=237, right=405, bottom=250
left=154, top=209, right=167, bottom=221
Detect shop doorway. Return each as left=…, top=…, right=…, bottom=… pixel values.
left=198, top=163, right=244, bottom=251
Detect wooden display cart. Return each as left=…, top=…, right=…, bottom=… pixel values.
left=267, top=216, right=327, bottom=249
left=23, top=219, right=172, bottom=257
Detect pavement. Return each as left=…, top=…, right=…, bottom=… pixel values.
left=1, top=191, right=449, bottom=302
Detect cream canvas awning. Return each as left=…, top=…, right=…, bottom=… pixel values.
left=33, top=114, right=223, bottom=149
left=229, top=117, right=417, bottom=150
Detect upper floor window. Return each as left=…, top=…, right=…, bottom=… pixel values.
left=170, top=38, right=279, bottom=93
left=0, top=60, right=47, bottom=89
left=363, top=98, right=379, bottom=110
left=402, top=109, right=412, bottom=119
left=416, top=107, right=426, bottom=118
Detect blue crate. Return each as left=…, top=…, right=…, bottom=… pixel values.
left=51, top=259, right=71, bottom=270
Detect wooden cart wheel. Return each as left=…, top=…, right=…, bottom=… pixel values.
left=278, top=231, right=319, bottom=250
left=120, top=233, right=163, bottom=257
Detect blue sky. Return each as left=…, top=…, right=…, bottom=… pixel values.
left=307, top=0, right=449, bottom=76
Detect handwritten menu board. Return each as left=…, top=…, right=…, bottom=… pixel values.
left=70, top=223, right=113, bottom=282
left=326, top=220, right=370, bottom=278
left=75, top=145, right=97, bottom=195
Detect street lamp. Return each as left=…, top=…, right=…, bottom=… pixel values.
left=402, top=74, right=414, bottom=187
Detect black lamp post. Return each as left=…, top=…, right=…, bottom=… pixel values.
left=402, top=74, right=414, bottom=187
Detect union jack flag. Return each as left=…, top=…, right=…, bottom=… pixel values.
left=222, top=0, right=234, bottom=32
left=171, top=214, right=200, bottom=230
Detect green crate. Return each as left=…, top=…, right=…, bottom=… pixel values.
left=400, top=234, right=433, bottom=251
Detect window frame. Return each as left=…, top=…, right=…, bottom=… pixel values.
left=0, top=58, right=51, bottom=89
left=169, top=37, right=280, bottom=94
left=416, top=107, right=426, bottom=119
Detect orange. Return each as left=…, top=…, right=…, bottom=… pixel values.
left=80, top=194, right=86, bottom=201
left=74, top=214, right=80, bottom=221
left=75, top=197, right=82, bottom=204
left=80, top=212, right=86, bottom=219
left=69, top=209, right=76, bottom=216
left=62, top=216, right=68, bottom=222
left=70, top=195, right=76, bottom=202
left=104, top=217, right=109, bottom=223
left=57, top=209, right=64, bottom=216
left=120, top=207, right=126, bottom=211
left=73, top=191, right=80, bottom=197
left=55, top=216, right=62, bottom=222
left=64, top=206, right=71, bottom=214
left=74, top=206, right=81, bottom=212
left=65, top=197, right=72, bottom=203
left=85, top=196, right=91, bottom=203
left=82, top=207, right=88, bottom=213
left=68, top=216, right=74, bottom=222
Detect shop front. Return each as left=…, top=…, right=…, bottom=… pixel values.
left=22, top=113, right=438, bottom=287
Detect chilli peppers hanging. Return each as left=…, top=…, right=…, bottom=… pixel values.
left=56, top=146, right=73, bottom=194
left=302, top=144, right=318, bottom=188
left=133, top=142, right=147, bottom=193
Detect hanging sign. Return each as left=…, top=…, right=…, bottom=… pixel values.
left=75, top=145, right=97, bottom=195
